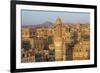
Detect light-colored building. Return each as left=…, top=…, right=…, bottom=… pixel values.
left=53, top=17, right=63, bottom=61
left=73, top=41, right=90, bottom=60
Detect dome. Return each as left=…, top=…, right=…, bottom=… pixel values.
left=55, top=17, right=62, bottom=25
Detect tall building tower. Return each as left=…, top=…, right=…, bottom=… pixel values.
left=54, top=17, right=63, bottom=61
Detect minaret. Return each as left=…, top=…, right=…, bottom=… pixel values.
left=53, top=17, right=63, bottom=61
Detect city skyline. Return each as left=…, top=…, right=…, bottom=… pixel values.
left=21, top=17, right=90, bottom=63
left=21, top=10, right=90, bottom=26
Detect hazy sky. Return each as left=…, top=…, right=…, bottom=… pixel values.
left=21, top=10, right=90, bottom=25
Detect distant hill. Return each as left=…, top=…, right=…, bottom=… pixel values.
left=21, top=21, right=89, bottom=28
left=22, top=21, right=54, bottom=28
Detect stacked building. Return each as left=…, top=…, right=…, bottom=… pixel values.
left=21, top=17, right=90, bottom=63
